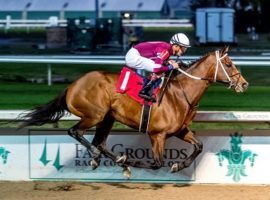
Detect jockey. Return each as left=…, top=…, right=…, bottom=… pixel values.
left=125, top=33, right=191, bottom=102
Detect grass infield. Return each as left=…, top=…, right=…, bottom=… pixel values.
left=0, top=81, right=269, bottom=111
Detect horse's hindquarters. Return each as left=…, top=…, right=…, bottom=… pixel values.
left=66, top=71, right=117, bottom=126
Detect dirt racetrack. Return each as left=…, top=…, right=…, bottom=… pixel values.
left=0, top=181, right=270, bottom=200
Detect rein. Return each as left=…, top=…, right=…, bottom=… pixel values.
left=177, top=51, right=237, bottom=88
left=158, top=56, right=180, bottom=106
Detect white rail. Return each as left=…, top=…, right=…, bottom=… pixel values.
left=122, top=19, right=193, bottom=27
left=2, top=110, right=270, bottom=123
left=0, top=17, right=67, bottom=29
left=1, top=55, right=270, bottom=64
left=0, top=18, right=192, bottom=29
left=0, top=55, right=270, bottom=86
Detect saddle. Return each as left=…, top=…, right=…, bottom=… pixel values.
left=116, top=67, right=161, bottom=105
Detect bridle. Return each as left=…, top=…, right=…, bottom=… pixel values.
left=177, top=50, right=241, bottom=89
left=176, top=50, right=240, bottom=109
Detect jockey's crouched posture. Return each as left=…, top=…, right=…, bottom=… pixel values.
left=125, top=33, right=191, bottom=102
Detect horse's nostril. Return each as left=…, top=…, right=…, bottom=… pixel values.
left=242, top=82, right=249, bottom=90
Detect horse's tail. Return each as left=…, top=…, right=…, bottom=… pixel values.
left=19, top=89, right=69, bottom=128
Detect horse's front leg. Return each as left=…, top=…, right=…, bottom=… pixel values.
left=114, top=132, right=166, bottom=170
left=93, top=138, right=162, bottom=177
left=147, top=133, right=166, bottom=170
left=171, top=127, right=203, bottom=172
left=92, top=130, right=167, bottom=175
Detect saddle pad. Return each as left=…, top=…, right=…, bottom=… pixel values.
left=116, top=67, right=159, bottom=105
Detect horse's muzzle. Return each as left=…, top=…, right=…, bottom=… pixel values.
left=242, top=82, right=249, bottom=91
left=235, top=81, right=248, bottom=93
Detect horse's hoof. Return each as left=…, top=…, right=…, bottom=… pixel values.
left=90, top=159, right=100, bottom=170
left=171, top=162, right=185, bottom=173
left=123, top=167, right=131, bottom=179
left=116, top=155, right=127, bottom=164
left=170, top=163, right=179, bottom=173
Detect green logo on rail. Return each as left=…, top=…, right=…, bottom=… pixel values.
left=0, top=147, right=10, bottom=173
left=0, top=147, right=10, bottom=164
left=39, top=139, right=64, bottom=171
left=216, top=132, right=257, bottom=182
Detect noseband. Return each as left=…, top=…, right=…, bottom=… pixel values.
left=177, top=51, right=241, bottom=88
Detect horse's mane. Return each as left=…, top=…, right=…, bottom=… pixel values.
left=187, top=50, right=215, bottom=69
left=170, top=52, right=211, bottom=78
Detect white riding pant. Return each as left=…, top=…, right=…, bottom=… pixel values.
left=125, top=48, right=156, bottom=72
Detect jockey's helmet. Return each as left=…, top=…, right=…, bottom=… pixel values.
left=170, top=33, right=191, bottom=48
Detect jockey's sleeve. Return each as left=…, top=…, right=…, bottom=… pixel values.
left=152, top=48, right=171, bottom=73
left=153, top=65, right=173, bottom=73
left=156, top=49, right=170, bottom=64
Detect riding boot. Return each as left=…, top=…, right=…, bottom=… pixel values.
left=139, top=80, right=156, bottom=102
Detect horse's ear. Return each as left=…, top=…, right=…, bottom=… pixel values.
left=221, top=46, right=229, bottom=55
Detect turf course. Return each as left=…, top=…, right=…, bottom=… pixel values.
left=0, top=78, right=269, bottom=111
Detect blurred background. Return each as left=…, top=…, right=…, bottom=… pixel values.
left=0, top=0, right=269, bottom=54
left=0, top=0, right=270, bottom=128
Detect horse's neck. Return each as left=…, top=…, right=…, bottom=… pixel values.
left=177, top=55, right=214, bottom=106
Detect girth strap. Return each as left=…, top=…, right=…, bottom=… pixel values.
left=139, top=101, right=152, bottom=134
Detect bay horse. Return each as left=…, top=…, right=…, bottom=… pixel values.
left=20, top=46, right=248, bottom=177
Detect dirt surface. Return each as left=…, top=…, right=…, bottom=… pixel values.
left=0, top=181, right=270, bottom=200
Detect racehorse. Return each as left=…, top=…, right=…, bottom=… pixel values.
left=20, top=46, right=248, bottom=177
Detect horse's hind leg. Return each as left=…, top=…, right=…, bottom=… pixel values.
left=91, top=114, right=132, bottom=177
left=171, top=127, right=203, bottom=172
left=91, top=113, right=115, bottom=169
left=68, top=119, right=101, bottom=164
